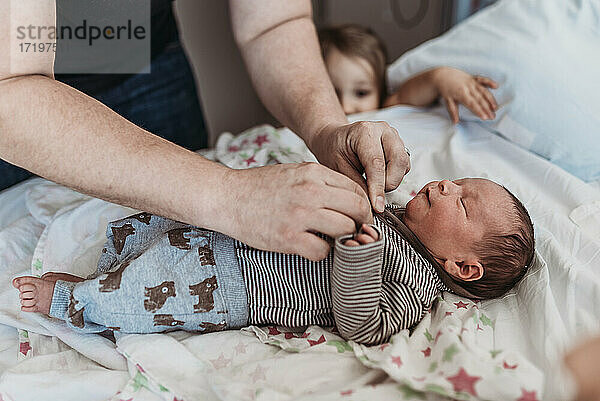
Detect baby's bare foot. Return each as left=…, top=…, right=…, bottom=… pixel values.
left=12, top=276, right=56, bottom=314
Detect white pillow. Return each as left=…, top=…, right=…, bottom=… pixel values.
left=387, top=0, right=600, bottom=181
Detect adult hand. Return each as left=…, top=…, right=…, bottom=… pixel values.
left=220, top=162, right=372, bottom=261
left=308, top=121, right=410, bottom=214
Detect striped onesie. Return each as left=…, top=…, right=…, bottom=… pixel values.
left=236, top=207, right=448, bottom=345
left=49, top=207, right=447, bottom=345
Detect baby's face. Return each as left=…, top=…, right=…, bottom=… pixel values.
left=324, top=46, right=380, bottom=115
left=403, top=178, right=511, bottom=263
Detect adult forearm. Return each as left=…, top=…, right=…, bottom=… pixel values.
left=230, top=0, right=410, bottom=214
left=0, top=75, right=228, bottom=228
left=235, top=16, right=347, bottom=149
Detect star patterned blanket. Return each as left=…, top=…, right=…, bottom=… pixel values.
left=0, top=107, right=598, bottom=401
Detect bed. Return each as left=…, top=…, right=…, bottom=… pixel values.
left=0, top=0, right=598, bottom=400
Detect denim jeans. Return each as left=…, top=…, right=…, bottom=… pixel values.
left=0, top=40, right=207, bottom=192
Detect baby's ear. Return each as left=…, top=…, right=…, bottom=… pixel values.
left=444, top=259, right=483, bottom=282
left=458, top=261, right=483, bottom=281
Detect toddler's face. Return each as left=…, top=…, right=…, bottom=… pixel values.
left=402, top=178, right=511, bottom=263
left=324, top=46, right=380, bottom=115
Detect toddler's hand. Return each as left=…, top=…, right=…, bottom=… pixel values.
left=343, top=224, right=379, bottom=246
left=433, top=67, right=499, bottom=124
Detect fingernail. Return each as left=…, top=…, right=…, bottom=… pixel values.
left=375, top=196, right=385, bottom=212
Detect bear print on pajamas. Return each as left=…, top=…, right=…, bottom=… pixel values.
left=99, top=261, right=130, bottom=293
left=198, top=246, right=215, bottom=266
left=167, top=227, right=192, bottom=250
left=144, top=281, right=176, bottom=312
left=68, top=295, right=85, bottom=328
left=111, top=223, right=136, bottom=255
left=131, top=212, right=152, bottom=225
left=189, top=276, right=218, bottom=313
left=153, top=314, right=185, bottom=327
left=199, top=321, right=227, bottom=332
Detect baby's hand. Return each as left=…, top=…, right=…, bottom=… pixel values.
left=433, top=67, right=499, bottom=124
left=343, top=224, right=379, bottom=247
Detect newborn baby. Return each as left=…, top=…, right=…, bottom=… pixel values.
left=14, top=178, right=534, bottom=345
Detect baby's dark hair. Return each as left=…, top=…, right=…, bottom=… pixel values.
left=459, top=187, right=535, bottom=299
left=318, top=24, right=388, bottom=105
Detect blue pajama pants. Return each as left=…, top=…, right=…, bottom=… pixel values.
left=49, top=213, right=249, bottom=334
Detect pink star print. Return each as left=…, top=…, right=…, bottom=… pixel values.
left=454, top=301, right=469, bottom=309
left=435, top=330, right=442, bottom=343
left=421, top=347, right=431, bottom=357
left=307, top=334, right=326, bottom=346
left=253, top=135, right=269, bottom=147
left=19, top=342, right=31, bottom=356
left=340, top=390, right=353, bottom=396
left=477, top=324, right=483, bottom=331
left=503, top=361, right=518, bottom=369
left=391, top=356, right=403, bottom=368
left=445, top=311, right=454, bottom=316
left=244, top=155, right=256, bottom=166
left=284, top=332, right=301, bottom=339
left=234, top=342, right=248, bottom=354
left=251, top=365, right=267, bottom=383
left=517, top=389, right=539, bottom=401
left=379, top=343, right=390, bottom=351
left=210, top=353, right=231, bottom=369
left=268, top=326, right=281, bottom=335
left=410, top=190, right=417, bottom=196
left=228, top=145, right=240, bottom=152
left=446, top=367, right=481, bottom=397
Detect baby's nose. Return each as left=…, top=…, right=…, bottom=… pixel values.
left=438, top=180, right=453, bottom=195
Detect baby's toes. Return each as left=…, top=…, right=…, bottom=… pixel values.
left=13, top=277, right=37, bottom=289
left=20, top=298, right=37, bottom=308
left=20, top=290, right=35, bottom=300
left=18, top=283, right=36, bottom=293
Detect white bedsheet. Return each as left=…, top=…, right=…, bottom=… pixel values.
left=0, top=106, right=598, bottom=401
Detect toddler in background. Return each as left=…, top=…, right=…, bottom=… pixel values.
left=319, top=24, right=499, bottom=123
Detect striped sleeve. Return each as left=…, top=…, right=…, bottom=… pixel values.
left=331, top=225, right=423, bottom=345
